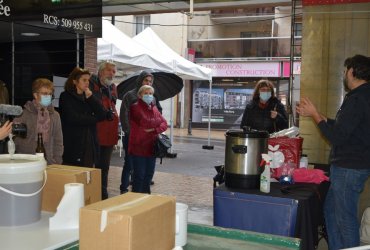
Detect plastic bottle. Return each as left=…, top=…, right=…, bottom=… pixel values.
left=260, top=160, right=271, bottom=193
left=299, top=154, right=308, bottom=168
left=7, top=133, right=15, bottom=159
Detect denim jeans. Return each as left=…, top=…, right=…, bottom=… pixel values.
left=131, top=155, right=156, bottom=194
left=324, top=165, right=370, bottom=250
left=120, top=134, right=132, bottom=193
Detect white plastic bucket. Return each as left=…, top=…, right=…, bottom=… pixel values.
left=175, top=202, right=188, bottom=247
left=0, top=154, right=47, bottom=226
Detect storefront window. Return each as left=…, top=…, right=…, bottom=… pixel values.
left=191, top=78, right=289, bottom=129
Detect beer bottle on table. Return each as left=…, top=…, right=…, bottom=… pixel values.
left=35, top=133, right=46, bottom=159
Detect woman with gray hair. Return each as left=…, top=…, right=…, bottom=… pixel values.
left=128, top=85, right=167, bottom=194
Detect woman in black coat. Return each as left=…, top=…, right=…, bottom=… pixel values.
left=59, top=67, right=106, bottom=167
left=240, top=79, right=288, bottom=133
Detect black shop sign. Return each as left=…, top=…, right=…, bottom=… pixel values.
left=0, top=0, right=102, bottom=37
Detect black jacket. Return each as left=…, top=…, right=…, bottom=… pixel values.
left=240, top=97, right=288, bottom=133
left=318, top=82, right=370, bottom=169
left=59, top=90, right=106, bottom=167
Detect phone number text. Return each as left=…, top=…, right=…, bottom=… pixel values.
left=43, top=14, right=93, bottom=33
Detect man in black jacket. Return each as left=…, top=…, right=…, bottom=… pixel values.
left=297, top=54, right=370, bottom=250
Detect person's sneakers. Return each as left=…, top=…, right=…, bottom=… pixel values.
left=120, top=190, right=128, bottom=194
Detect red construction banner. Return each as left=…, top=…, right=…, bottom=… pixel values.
left=303, top=0, right=370, bottom=6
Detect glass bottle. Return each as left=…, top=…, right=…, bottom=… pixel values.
left=35, top=133, right=46, bottom=159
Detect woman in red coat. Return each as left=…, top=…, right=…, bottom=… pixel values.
left=128, top=85, right=167, bottom=194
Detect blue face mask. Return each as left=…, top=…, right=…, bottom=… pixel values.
left=142, top=94, right=154, bottom=105
left=259, top=92, right=271, bottom=102
left=40, top=95, right=52, bottom=107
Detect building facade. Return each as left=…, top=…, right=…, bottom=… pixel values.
left=106, top=2, right=301, bottom=129
left=187, top=5, right=301, bottom=129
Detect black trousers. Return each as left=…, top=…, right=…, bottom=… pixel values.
left=96, top=145, right=114, bottom=200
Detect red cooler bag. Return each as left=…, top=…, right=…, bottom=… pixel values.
left=268, top=136, right=303, bottom=167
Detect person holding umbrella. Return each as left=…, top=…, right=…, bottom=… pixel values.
left=119, top=71, right=162, bottom=194
left=128, top=84, right=167, bottom=194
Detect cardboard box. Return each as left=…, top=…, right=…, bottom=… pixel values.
left=42, top=164, right=101, bottom=212
left=80, top=192, right=176, bottom=250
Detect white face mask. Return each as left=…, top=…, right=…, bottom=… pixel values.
left=40, top=95, right=52, bottom=107
left=259, top=92, right=271, bottom=102
left=142, top=94, right=154, bottom=105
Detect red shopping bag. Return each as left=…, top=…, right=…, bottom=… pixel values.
left=268, top=136, right=303, bottom=166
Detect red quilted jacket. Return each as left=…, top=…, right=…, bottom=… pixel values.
left=128, top=99, right=167, bottom=157
left=89, top=75, right=119, bottom=146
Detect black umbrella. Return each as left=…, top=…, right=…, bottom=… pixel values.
left=117, top=70, right=184, bottom=101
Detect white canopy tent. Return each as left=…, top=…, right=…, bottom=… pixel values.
left=133, top=27, right=212, bottom=81
left=98, top=20, right=212, bottom=80
left=98, top=20, right=172, bottom=73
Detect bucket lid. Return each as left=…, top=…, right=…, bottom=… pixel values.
left=0, top=154, right=46, bottom=174
left=226, top=128, right=269, bottom=138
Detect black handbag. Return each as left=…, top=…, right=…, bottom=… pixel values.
left=153, top=134, right=171, bottom=164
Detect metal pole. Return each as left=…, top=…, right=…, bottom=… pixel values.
left=207, top=82, right=211, bottom=145
left=167, top=59, right=178, bottom=158
left=288, top=0, right=297, bottom=127
left=180, top=81, right=185, bottom=128
left=187, top=119, right=192, bottom=135
left=76, top=33, right=80, bottom=66
left=170, top=97, right=174, bottom=153
left=11, top=22, right=14, bottom=104
left=189, top=0, right=194, bottom=18
left=167, top=97, right=177, bottom=158
left=202, top=80, right=214, bottom=150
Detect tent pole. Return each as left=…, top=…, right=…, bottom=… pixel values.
left=11, top=22, right=14, bottom=104
left=202, top=80, right=214, bottom=150
left=170, top=97, right=174, bottom=153
left=167, top=59, right=178, bottom=158
left=167, top=96, right=177, bottom=158
left=180, top=81, right=185, bottom=128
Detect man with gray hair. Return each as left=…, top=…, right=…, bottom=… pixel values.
left=89, top=61, right=119, bottom=199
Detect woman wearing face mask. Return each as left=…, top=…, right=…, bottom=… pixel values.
left=14, top=78, right=63, bottom=164
left=59, top=67, right=106, bottom=167
left=240, top=79, right=288, bottom=133
left=128, top=85, right=167, bottom=194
